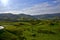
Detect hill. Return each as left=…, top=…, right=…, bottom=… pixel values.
left=33, top=13, right=60, bottom=19
left=0, top=19, right=60, bottom=40
left=0, top=13, right=60, bottom=21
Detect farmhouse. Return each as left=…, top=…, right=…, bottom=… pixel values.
left=0, top=26, right=4, bottom=30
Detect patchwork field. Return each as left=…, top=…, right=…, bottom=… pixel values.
left=0, top=20, right=60, bottom=40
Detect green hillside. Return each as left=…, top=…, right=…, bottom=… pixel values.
left=0, top=20, right=60, bottom=40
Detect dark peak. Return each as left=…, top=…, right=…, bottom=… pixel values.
left=0, top=13, right=13, bottom=15
left=17, top=13, right=31, bottom=16
left=19, top=13, right=29, bottom=15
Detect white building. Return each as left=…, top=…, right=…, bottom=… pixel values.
left=0, top=26, right=4, bottom=30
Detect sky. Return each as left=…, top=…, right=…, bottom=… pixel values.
left=0, top=0, right=60, bottom=15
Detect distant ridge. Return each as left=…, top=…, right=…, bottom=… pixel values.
left=0, top=13, right=60, bottom=21
left=33, top=13, right=60, bottom=19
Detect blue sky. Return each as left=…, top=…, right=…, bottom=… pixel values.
left=0, top=0, right=60, bottom=15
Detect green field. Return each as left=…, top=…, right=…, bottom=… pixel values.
left=0, top=20, right=60, bottom=40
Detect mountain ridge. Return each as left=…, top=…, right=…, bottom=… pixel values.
left=0, top=13, right=60, bottom=21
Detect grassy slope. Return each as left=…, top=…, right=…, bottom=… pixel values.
left=0, top=20, right=60, bottom=40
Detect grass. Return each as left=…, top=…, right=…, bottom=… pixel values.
left=0, top=20, right=60, bottom=40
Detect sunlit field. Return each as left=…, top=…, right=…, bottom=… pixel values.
left=0, top=20, right=60, bottom=40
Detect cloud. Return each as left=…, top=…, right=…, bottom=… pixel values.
left=0, top=0, right=60, bottom=15
left=21, top=0, right=60, bottom=15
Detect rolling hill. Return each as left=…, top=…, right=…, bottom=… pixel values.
left=0, top=13, right=60, bottom=21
